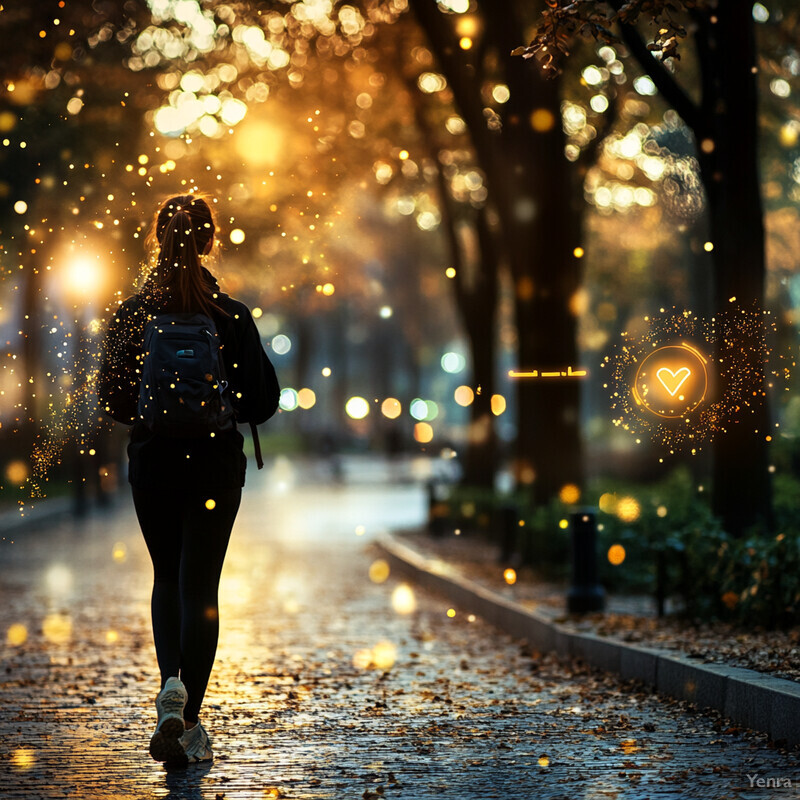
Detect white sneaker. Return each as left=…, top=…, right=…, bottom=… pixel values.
left=180, top=721, right=214, bottom=763
left=149, top=677, right=188, bottom=765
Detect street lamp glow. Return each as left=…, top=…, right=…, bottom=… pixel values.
left=64, top=258, right=103, bottom=297
left=234, top=119, right=285, bottom=167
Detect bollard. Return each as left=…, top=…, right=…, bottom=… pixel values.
left=498, top=503, right=518, bottom=564
left=427, top=481, right=449, bottom=537
left=567, top=508, right=605, bottom=613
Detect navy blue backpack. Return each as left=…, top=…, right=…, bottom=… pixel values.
left=137, top=313, right=235, bottom=438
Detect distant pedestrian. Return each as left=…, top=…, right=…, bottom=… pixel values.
left=98, top=193, right=280, bottom=766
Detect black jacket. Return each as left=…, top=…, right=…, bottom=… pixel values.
left=97, top=269, right=280, bottom=489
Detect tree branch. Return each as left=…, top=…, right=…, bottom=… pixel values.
left=615, top=19, right=701, bottom=132
left=406, top=0, right=501, bottom=180
left=399, top=56, right=470, bottom=315
left=687, top=6, right=714, bottom=132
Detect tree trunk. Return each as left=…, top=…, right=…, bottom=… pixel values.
left=410, top=0, right=584, bottom=504
left=694, top=1, right=772, bottom=534
left=414, top=84, right=500, bottom=489
left=460, top=209, right=499, bottom=489
left=496, top=10, right=583, bottom=503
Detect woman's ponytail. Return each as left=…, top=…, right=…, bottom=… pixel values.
left=144, top=194, right=225, bottom=317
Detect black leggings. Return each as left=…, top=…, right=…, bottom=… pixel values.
left=131, top=485, right=242, bottom=723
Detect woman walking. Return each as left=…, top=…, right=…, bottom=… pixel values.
left=98, top=193, right=280, bottom=766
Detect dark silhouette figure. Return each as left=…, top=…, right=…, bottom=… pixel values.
left=98, top=194, right=279, bottom=766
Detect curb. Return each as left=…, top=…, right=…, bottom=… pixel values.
left=376, top=533, right=800, bottom=748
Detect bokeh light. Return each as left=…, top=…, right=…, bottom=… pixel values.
left=45, top=564, right=72, bottom=595
left=530, top=108, right=556, bottom=132
left=616, top=497, right=641, bottom=522
left=297, top=388, right=316, bottom=409
left=391, top=583, right=416, bottom=614
left=608, top=544, right=626, bottom=565
left=381, top=398, right=402, bottom=419
left=371, top=640, right=397, bottom=670
left=271, top=334, right=292, bottom=355
left=490, top=394, right=506, bottom=416
left=441, top=352, right=466, bottom=373
left=409, top=398, right=429, bottom=421
left=353, top=640, right=397, bottom=670
left=11, top=747, right=35, bottom=771
left=345, top=396, right=370, bottom=419
left=414, top=422, right=433, bottom=443
left=559, top=483, right=581, bottom=505
left=279, top=388, right=299, bottom=411
left=599, top=492, right=618, bottom=514
left=369, top=559, right=390, bottom=584
left=454, top=385, right=474, bottom=406
left=42, top=613, right=72, bottom=644
left=112, top=542, right=127, bottom=563
left=5, top=460, right=29, bottom=484
left=6, top=623, right=27, bottom=646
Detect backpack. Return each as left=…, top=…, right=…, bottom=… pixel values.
left=137, top=312, right=235, bottom=438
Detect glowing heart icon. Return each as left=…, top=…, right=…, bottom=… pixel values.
left=656, top=366, right=691, bottom=397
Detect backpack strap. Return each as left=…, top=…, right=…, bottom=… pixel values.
left=213, top=321, right=263, bottom=469
left=250, top=421, right=264, bottom=470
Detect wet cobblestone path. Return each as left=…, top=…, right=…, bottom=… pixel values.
left=1, top=468, right=799, bottom=799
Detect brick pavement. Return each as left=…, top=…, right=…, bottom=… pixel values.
left=1, top=470, right=799, bottom=799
